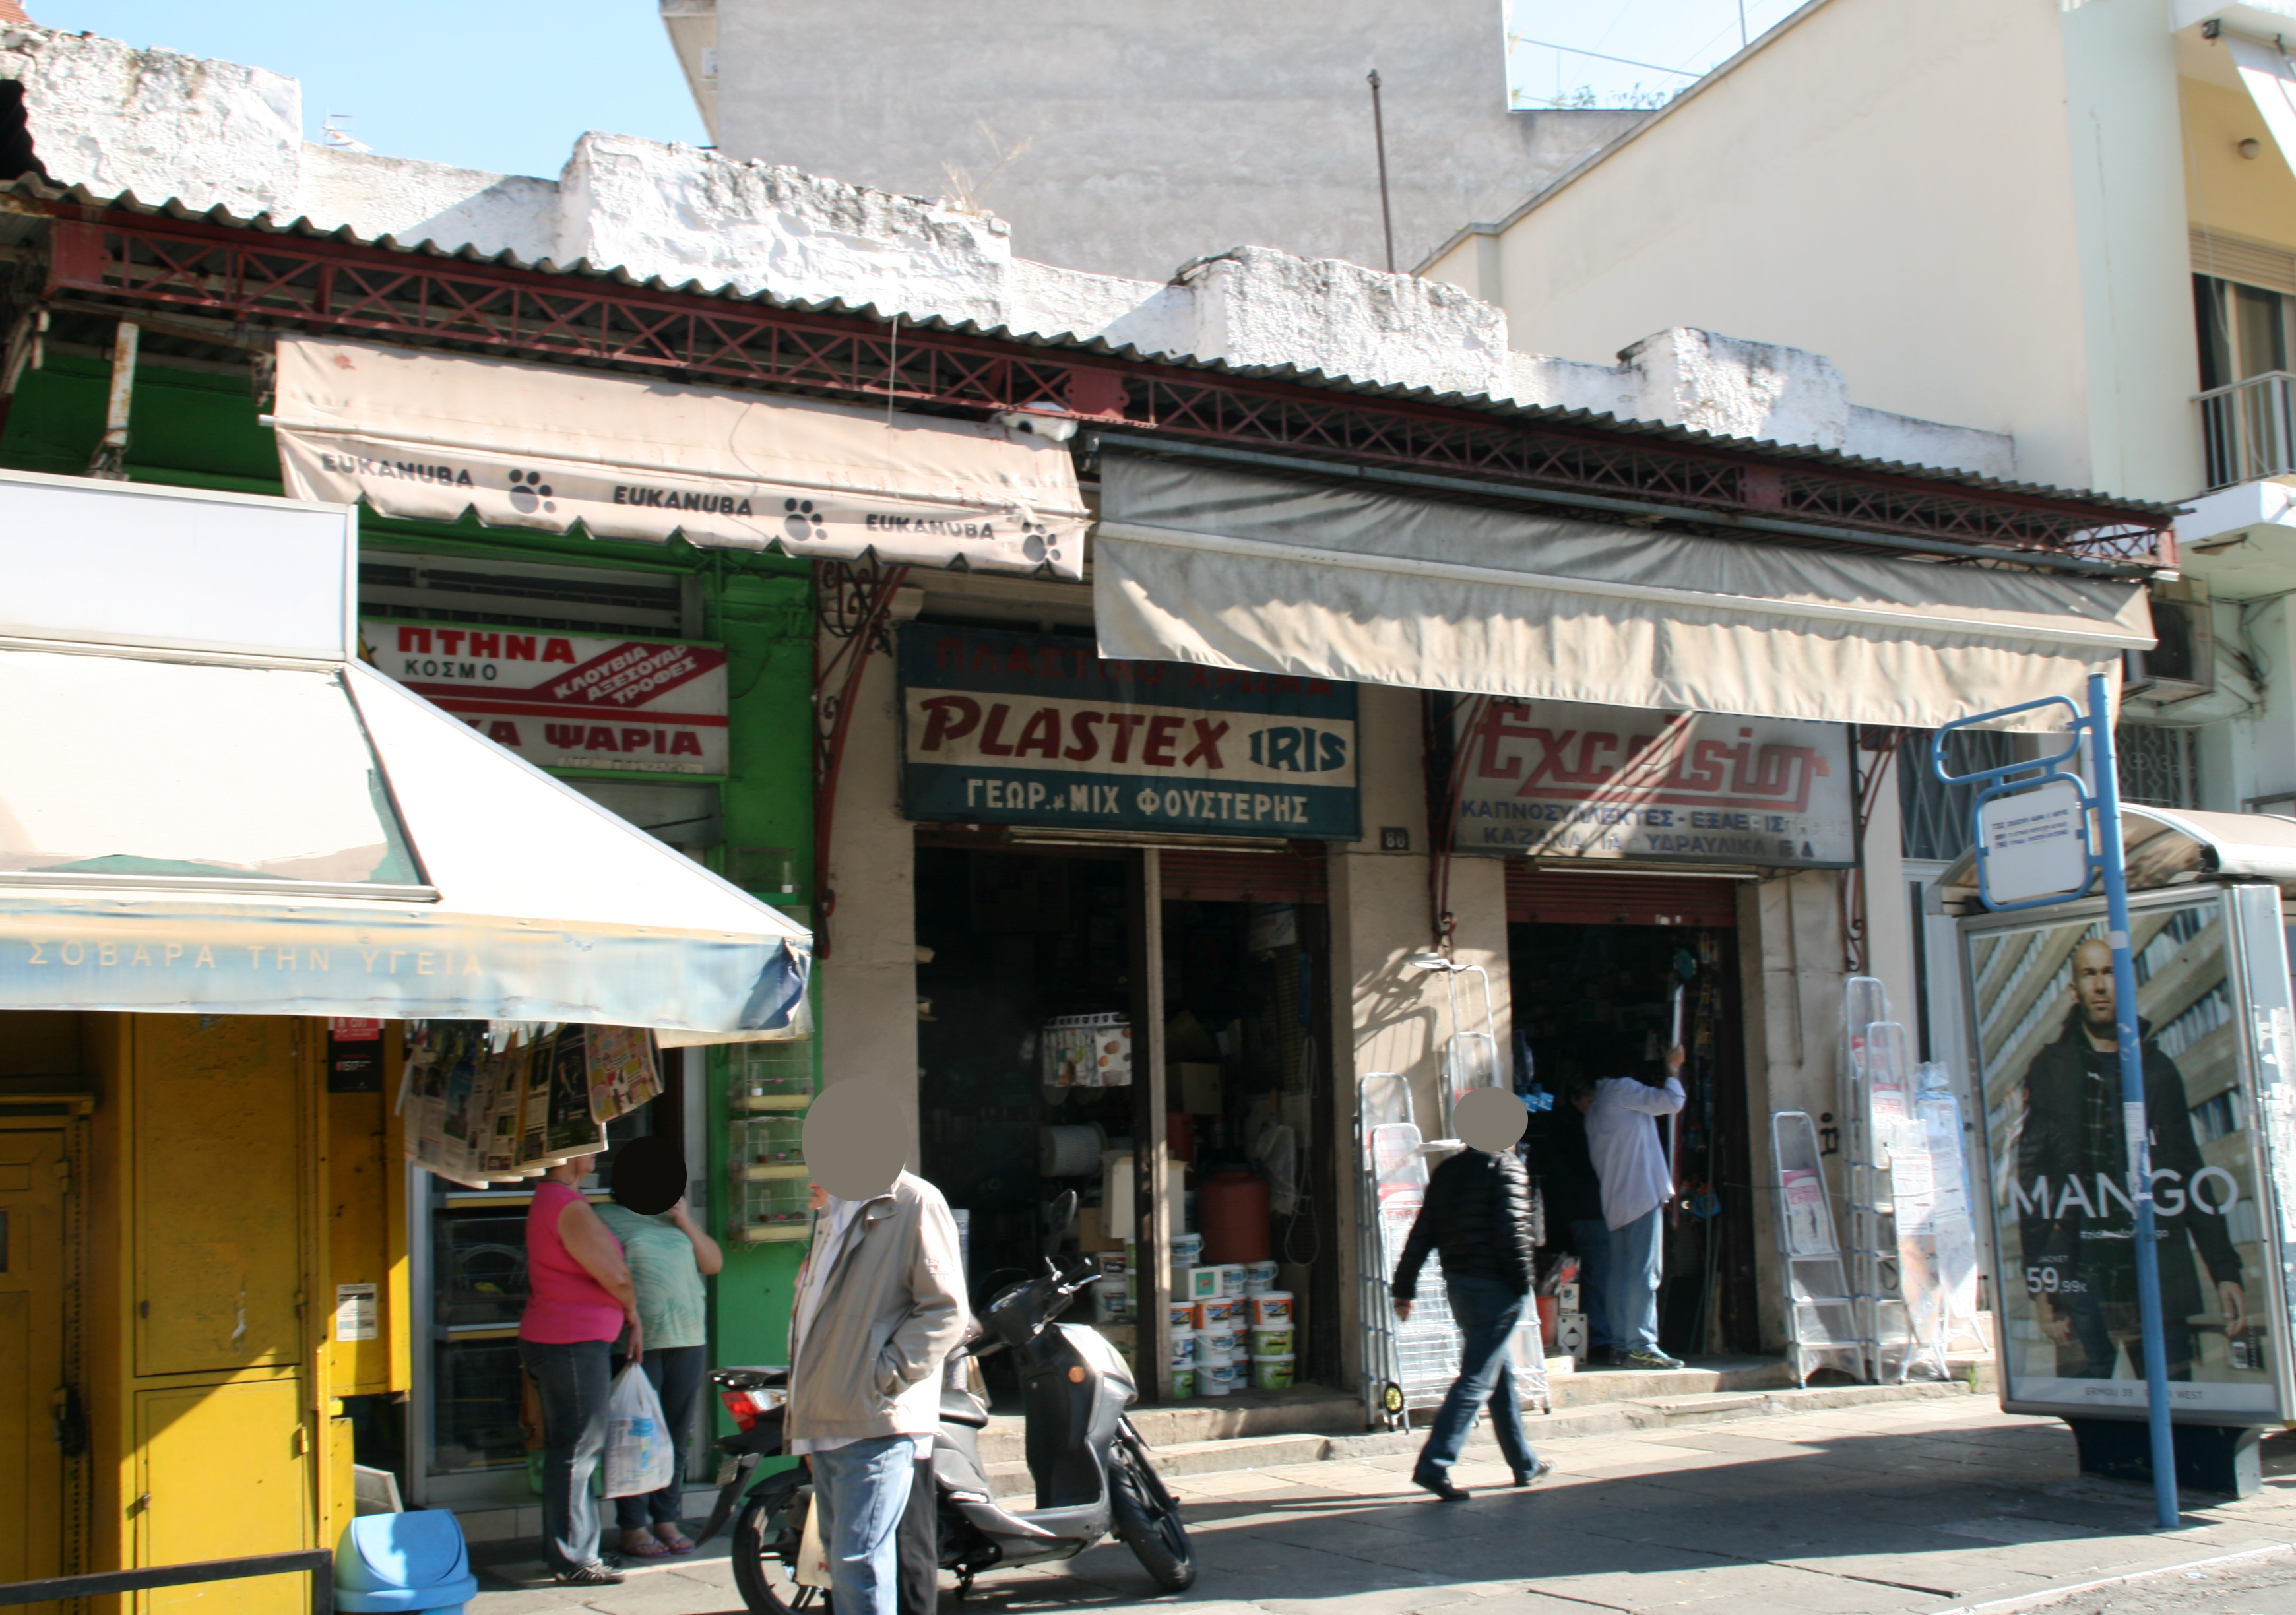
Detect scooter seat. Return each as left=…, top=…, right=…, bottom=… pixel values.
left=940, top=1389, right=991, bottom=1428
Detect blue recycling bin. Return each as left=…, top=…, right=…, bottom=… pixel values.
left=334, top=1510, right=478, bottom=1614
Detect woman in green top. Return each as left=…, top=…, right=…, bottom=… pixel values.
left=598, top=1135, right=722, bottom=1558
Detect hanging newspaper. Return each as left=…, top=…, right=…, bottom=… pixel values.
left=401, top=1021, right=657, bottom=1184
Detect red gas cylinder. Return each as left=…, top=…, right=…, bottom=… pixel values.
left=1199, top=1170, right=1271, bottom=1264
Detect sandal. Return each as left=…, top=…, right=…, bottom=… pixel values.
left=618, top=1533, right=672, bottom=1560
left=655, top=1529, right=696, bottom=1554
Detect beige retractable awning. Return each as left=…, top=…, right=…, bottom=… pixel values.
left=272, top=337, right=1091, bottom=579
left=1092, top=453, right=2153, bottom=731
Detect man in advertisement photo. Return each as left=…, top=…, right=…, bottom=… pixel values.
left=2015, top=935, right=2247, bottom=1381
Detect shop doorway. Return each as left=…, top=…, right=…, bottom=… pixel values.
left=1506, top=870, right=1758, bottom=1360
left=914, top=840, right=1338, bottom=1400
left=0, top=1125, right=67, bottom=1595
left=1159, top=850, right=1336, bottom=1389
left=915, top=842, right=1136, bottom=1397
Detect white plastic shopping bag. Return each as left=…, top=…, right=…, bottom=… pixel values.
left=796, top=1488, right=831, bottom=1587
left=602, top=1364, right=676, bottom=1498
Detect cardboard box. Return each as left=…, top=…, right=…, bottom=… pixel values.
left=1176, top=1062, right=1224, bottom=1114
left=1555, top=1282, right=1581, bottom=1314
left=1077, top=1207, right=1126, bottom=1253
left=1556, top=1312, right=1589, bottom=1366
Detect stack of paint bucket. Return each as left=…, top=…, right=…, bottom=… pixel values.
left=1091, top=1250, right=1130, bottom=1326
left=1164, top=1296, right=1198, bottom=1396
left=1243, top=1262, right=1294, bottom=1391
left=1191, top=1288, right=1245, bottom=1395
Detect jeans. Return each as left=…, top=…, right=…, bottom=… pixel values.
left=1608, top=1207, right=1664, bottom=1355
left=899, top=1453, right=938, bottom=1614
left=810, top=1435, right=917, bottom=1615
left=2058, top=1292, right=2197, bottom=1381
left=519, top=1337, right=614, bottom=1575
left=1570, top=1218, right=1615, bottom=1348
left=1413, top=1275, right=1540, bottom=1482
left=614, top=1344, right=705, bottom=1532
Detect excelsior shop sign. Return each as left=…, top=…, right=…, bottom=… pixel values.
left=898, top=625, right=1360, bottom=840
left=360, top=618, right=728, bottom=775
left=1453, top=697, right=1853, bottom=867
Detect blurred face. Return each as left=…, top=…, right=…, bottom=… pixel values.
left=2073, top=939, right=2116, bottom=1030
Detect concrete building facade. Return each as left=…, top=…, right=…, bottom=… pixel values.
left=662, top=0, right=1649, bottom=284
left=1418, top=0, right=2296, bottom=1058
left=0, top=20, right=2167, bottom=1589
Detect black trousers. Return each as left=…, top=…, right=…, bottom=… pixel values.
left=899, top=1453, right=938, bottom=1614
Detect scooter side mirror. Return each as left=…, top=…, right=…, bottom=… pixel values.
left=1044, top=1189, right=1079, bottom=1259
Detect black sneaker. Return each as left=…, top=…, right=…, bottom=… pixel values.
left=1623, top=1347, right=1685, bottom=1370
left=1412, top=1470, right=1471, bottom=1502
left=556, top=1563, right=626, bottom=1587
left=1512, top=1459, right=1555, bottom=1488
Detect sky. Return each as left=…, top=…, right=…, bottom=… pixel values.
left=1506, top=0, right=1810, bottom=110
left=27, top=0, right=710, bottom=179
left=25, top=1, right=1791, bottom=182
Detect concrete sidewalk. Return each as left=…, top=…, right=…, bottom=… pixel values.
left=468, top=1394, right=2296, bottom=1614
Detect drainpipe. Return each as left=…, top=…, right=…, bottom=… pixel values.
left=86, top=319, right=137, bottom=480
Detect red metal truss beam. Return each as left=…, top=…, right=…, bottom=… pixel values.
left=33, top=209, right=2166, bottom=562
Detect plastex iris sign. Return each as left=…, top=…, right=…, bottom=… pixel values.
left=897, top=625, right=1360, bottom=840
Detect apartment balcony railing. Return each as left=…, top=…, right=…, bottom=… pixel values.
left=2199, top=370, right=2296, bottom=490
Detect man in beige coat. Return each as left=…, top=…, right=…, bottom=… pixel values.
left=792, top=1082, right=968, bottom=1615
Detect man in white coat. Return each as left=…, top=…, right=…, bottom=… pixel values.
left=1585, top=1045, right=1686, bottom=1370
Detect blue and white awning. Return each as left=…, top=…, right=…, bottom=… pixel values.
left=0, top=470, right=810, bottom=1036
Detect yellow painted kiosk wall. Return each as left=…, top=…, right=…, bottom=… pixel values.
left=73, top=1012, right=400, bottom=1613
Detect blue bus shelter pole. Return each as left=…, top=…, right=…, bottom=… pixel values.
left=2086, top=670, right=2179, bottom=1529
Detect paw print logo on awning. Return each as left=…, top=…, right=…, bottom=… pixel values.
left=1021, top=519, right=1061, bottom=567
left=784, top=498, right=825, bottom=542
left=508, top=469, right=556, bottom=514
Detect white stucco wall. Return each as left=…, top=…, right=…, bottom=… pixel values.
left=2062, top=0, right=2204, bottom=500
left=1739, top=870, right=1853, bottom=1354
left=1, top=24, right=299, bottom=216
left=296, top=144, right=559, bottom=261
left=816, top=610, right=923, bottom=1166
left=3, top=23, right=2018, bottom=478
left=1424, top=0, right=2195, bottom=498
left=1321, top=683, right=1514, bottom=1383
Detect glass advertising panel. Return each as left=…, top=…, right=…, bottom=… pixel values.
left=1965, top=888, right=2287, bottom=1422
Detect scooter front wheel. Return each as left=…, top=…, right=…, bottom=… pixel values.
left=730, top=1489, right=831, bottom=1612
left=1108, top=1426, right=1195, bottom=1592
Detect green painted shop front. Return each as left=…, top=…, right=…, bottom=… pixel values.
left=0, top=349, right=819, bottom=1513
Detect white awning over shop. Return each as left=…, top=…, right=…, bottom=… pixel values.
left=272, top=336, right=1091, bottom=579
left=0, top=470, right=810, bottom=1034
left=1092, top=453, right=2153, bottom=732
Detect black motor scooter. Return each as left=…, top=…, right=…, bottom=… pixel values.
left=698, top=1193, right=1194, bottom=1608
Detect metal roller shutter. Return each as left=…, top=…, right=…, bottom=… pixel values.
left=1160, top=848, right=1329, bottom=904
left=1504, top=866, right=1740, bottom=928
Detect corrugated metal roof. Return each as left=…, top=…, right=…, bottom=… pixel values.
left=0, top=175, right=2175, bottom=521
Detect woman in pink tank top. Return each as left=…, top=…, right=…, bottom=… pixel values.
left=518, top=1154, right=641, bottom=1586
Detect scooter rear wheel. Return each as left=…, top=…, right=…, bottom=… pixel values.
left=1108, top=1426, right=1195, bottom=1592
left=730, top=1488, right=830, bottom=1612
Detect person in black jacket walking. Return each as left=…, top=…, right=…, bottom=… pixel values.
left=1392, top=1087, right=1553, bottom=1502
